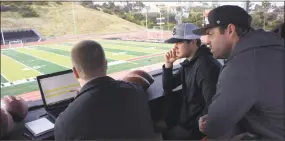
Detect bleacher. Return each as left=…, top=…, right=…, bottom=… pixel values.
left=0, top=28, right=42, bottom=45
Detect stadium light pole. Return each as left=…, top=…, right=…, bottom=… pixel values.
left=1, top=28, right=5, bottom=45
left=167, top=6, right=169, bottom=31
left=145, top=5, right=150, bottom=29
left=72, top=2, right=77, bottom=35
left=159, top=9, right=162, bottom=31
left=245, top=1, right=250, bottom=13
left=146, top=10, right=148, bottom=29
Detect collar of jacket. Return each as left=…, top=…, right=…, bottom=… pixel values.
left=180, top=45, right=212, bottom=67
left=75, top=76, right=115, bottom=99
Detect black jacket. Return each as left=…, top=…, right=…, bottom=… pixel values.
left=205, top=29, right=285, bottom=139
left=54, top=76, right=156, bottom=140
left=162, top=45, right=222, bottom=131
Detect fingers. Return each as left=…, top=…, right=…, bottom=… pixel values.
left=169, top=50, right=173, bottom=58
left=167, top=52, right=171, bottom=58
left=165, top=49, right=178, bottom=63
left=69, top=89, right=77, bottom=93
left=198, top=115, right=208, bottom=133
left=165, top=52, right=170, bottom=60
left=170, top=50, right=177, bottom=58
left=165, top=51, right=173, bottom=59
left=69, top=88, right=80, bottom=93
left=199, top=120, right=206, bottom=133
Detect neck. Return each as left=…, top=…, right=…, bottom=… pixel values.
left=79, top=73, right=106, bottom=87
left=230, top=37, right=240, bottom=55
left=186, top=45, right=199, bottom=61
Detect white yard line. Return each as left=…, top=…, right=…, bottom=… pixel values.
left=2, top=54, right=43, bottom=75
left=13, top=50, right=70, bottom=69
left=1, top=74, right=10, bottom=83
left=25, top=47, right=70, bottom=59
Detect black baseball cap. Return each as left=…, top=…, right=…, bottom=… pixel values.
left=193, top=5, right=252, bottom=35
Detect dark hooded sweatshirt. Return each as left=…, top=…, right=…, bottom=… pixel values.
left=205, top=29, right=285, bottom=140
left=162, top=45, right=222, bottom=137
left=54, top=76, right=156, bottom=140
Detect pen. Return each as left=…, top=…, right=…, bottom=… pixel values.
left=22, top=132, right=33, bottom=140
left=38, top=113, right=48, bottom=118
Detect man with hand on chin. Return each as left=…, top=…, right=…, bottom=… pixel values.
left=162, top=23, right=222, bottom=140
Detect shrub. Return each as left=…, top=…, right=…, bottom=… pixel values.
left=20, top=7, right=39, bottom=17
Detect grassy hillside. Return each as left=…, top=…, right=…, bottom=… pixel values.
left=1, top=2, right=145, bottom=37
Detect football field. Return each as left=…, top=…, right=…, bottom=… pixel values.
left=1, top=39, right=172, bottom=97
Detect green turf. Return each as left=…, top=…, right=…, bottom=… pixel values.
left=105, top=51, right=136, bottom=60
left=1, top=74, right=9, bottom=83
left=49, top=45, right=136, bottom=60
left=1, top=81, right=38, bottom=97
left=34, top=46, right=71, bottom=56
left=1, top=55, right=165, bottom=97
left=100, top=40, right=172, bottom=49
left=2, top=49, right=68, bottom=74
left=35, top=46, right=115, bottom=62
left=1, top=55, right=41, bottom=82
left=16, top=48, right=72, bottom=68
left=62, top=43, right=72, bottom=46
left=103, top=48, right=149, bottom=56
left=1, top=40, right=168, bottom=97
left=105, top=40, right=171, bottom=47
left=42, top=43, right=156, bottom=57
left=60, top=40, right=171, bottom=50
left=102, top=44, right=166, bottom=54
left=107, top=55, right=164, bottom=73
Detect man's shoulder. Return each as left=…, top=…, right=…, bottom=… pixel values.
left=197, top=55, right=222, bottom=71
left=226, top=49, right=255, bottom=69
left=115, top=79, right=146, bottom=91
left=220, top=51, right=256, bottom=81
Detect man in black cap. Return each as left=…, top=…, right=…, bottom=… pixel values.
left=161, top=23, right=222, bottom=139
left=193, top=5, right=285, bottom=139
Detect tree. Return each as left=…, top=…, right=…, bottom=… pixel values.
left=108, top=1, right=115, bottom=10
left=133, top=1, right=145, bottom=12
left=186, top=12, right=203, bottom=27
left=80, top=1, right=93, bottom=8
left=261, top=1, right=271, bottom=12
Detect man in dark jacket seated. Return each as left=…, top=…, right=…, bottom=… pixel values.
left=54, top=40, right=156, bottom=140
left=161, top=23, right=222, bottom=140
left=195, top=5, right=285, bottom=140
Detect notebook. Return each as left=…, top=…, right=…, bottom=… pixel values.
left=25, top=117, right=54, bottom=137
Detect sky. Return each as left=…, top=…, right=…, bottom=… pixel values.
left=142, top=2, right=284, bottom=13
left=93, top=1, right=284, bottom=13
left=93, top=1, right=284, bottom=7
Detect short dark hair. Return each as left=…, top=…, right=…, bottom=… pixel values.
left=218, top=24, right=253, bottom=37
left=185, top=39, right=201, bottom=47
left=71, top=40, right=106, bottom=79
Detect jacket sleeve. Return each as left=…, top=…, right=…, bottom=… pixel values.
left=204, top=58, right=257, bottom=139
left=162, top=64, right=182, bottom=91
left=196, top=63, right=221, bottom=116
left=54, top=114, right=68, bottom=140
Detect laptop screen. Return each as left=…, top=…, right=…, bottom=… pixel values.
left=37, top=70, right=80, bottom=106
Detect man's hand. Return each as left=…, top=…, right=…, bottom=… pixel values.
left=199, top=114, right=208, bottom=133
left=165, top=49, right=178, bottom=68
left=69, top=88, right=81, bottom=97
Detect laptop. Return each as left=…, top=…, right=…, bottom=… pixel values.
left=37, top=69, right=81, bottom=120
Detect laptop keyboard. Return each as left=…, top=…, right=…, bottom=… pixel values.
left=50, top=110, right=61, bottom=117
left=49, top=105, right=68, bottom=117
